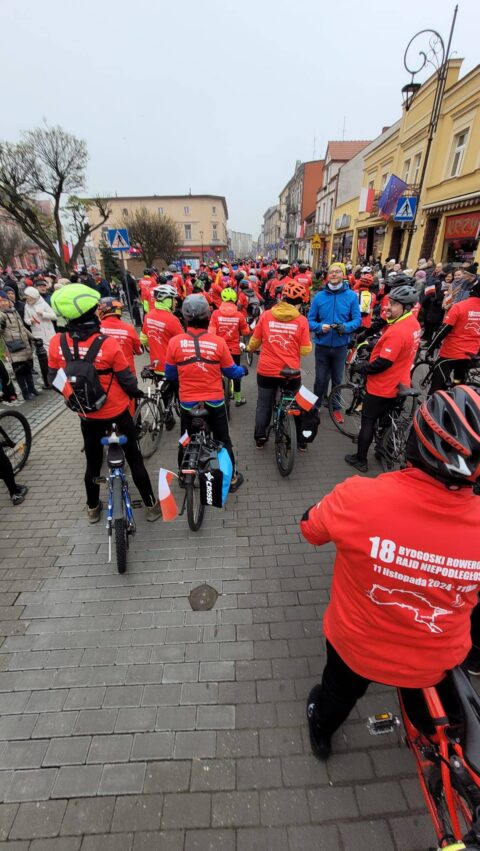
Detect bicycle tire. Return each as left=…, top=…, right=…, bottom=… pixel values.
left=328, top=383, right=363, bottom=439
left=411, top=360, right=433, bottom=400
left=134, top=397, right=164, bottom=458
left=223, top=377, right=231, bottom=420
left=0, top=410, right=32, bottom=474
left=379, top=421, right=409, bottom=472
left=114, top=518, right=127, bottom=574
left=275, top=409, right=296, bottom=477
left=185, top=476, right=205, bottom=532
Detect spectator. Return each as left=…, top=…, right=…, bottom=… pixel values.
left=0, top=360, right=28, bottom=505
left=452, top=264, right=477, bottom=305
left=4, top=286, right=25, bottom=322
left=33, top=277, right=53, bottom=306
left=23, top=286, right=57, bottom=389
left=414, top=269, right=427, bottom=297
left=421, top=275, right=445, bottom=345
left=0, top=290, right=37, bottom=400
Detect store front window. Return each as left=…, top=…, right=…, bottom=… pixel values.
left=442, top=211, right=480, bottom=265
left=332, top=231, right=353, bottom=262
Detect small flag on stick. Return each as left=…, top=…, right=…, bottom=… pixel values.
left=158, top=469, right=178, bottom=521
left=295, top=385, right=319, bottom=412
left=179, top=431, right=191, bottom=448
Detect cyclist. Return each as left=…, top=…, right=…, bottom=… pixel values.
left=48, top=284, right=161, bottom=523
left=208, top=287, right=250, bottom=407
left=138, top=269, right=158, bottom=315
left=294, top=263, right=312, bottom=303
left=247, top=279, right=312, bottom=450
left=427, top=279, right=480, bottom=393
left=353, top=272, right=377, bottom=329
left=164, top=294, right=246, bottom=491
left=345, top=284, right=421, bottom=472
left=98, top=298, right=142, bottom=377
left=301, top=384, right=480, bottom=760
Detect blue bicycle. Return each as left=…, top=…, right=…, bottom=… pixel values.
left=96, top=425, right=139, bottom=574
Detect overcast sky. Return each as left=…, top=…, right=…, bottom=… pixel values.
left=1, top=0, right=477, bottom=238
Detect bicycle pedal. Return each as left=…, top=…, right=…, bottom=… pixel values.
left=367, top=713, right=400, bottom=735
left=93, top=477, right=108, bottom=484
left=131, top=500, right=143, bottom=508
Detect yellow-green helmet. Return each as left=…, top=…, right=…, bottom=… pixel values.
left=221, top=287, right=238, bottom=303
left=51, top=284, right=100, bottom=320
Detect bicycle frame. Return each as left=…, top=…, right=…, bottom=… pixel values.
left=271, top=388, right=300, bottom=434
left=100, top=432, right=135, bottom=563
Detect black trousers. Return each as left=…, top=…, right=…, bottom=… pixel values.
left=33, top=338, right=49, bottom=387
left=232, top=354, right=242, bottom=393
left=430, top=358, right=470, bottom=394
left=12, top=361, right=35, bottom=399
left=357, top=393, right=394, bottom=460
left=313, top=641, right=460, bottom=738
left=0, top=445, right=17, bottom=496
left=254, top=374, right=303, bottom=443
left=178, top=402, right=235, bottom=471
left=80, top=409, right=155, bottom=509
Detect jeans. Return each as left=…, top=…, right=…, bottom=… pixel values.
left=178, top=402, right=236, bottom=471
left=80, top=409, right=155, bottom=509
left=254, top=374, right=303, bottom=444
left=314, top=345, right=347, bottom=407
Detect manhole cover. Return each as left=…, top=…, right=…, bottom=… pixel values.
left=189, top=584, right=218, bottom=611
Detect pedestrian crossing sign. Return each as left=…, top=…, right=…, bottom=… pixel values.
left=394, top=196, right=418, bottom=222
left=107, top=228, right=130, bottom=251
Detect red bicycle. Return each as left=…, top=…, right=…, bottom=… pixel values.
left=369, top=667, right=480, bottom=849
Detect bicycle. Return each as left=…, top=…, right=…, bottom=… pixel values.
left=94, top=425, right=139, bottom=574
left=134, top=364, right=180, bottom=458
left=266, top=367, right=301, bottom=477
left=328, top=378, right=420, bottom=472
left=178, top=404, right=222, bottom=531
left=0, top=409, right=32, bottom=474
left=368, top=666, right=480, bottom=850
left=222, top=374, right=232, bottom=420
left=411, top=355, right=480, bottom=401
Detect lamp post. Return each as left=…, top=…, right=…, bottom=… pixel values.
left=199, top=230, right=204, bottom=264
left=401, top=6, right=458, bottom=266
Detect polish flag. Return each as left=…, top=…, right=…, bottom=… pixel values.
left=295, top=385, right=318, bottom=412
left=158, top=469, right=178, bottom=521
left=52, top=367, right=73, bottom=400
left=179, top=431, right=191, bottom=448
left=359, top=187, right=375, bottom=213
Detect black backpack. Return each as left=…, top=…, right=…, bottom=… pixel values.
left=60, top=333, right=112, bottom=414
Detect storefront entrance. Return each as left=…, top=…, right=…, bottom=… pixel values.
left=442, top=211, right=480, bottom=265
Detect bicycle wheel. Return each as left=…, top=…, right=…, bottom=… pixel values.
left=379, top=420, right=409, bottom=472
left=411, top=360, right=433, bottom=400
left=0, top=411, right=32, bottom=474
left=275, top=410, right=296, bottom=477
left=328, top=383, right=363, bottom=439
left=114, top=518, right=127, bottom=574
left=133, top=397, right=163, bottom=458
left=223, top=376, right=231, bottom=420
left=185, top=474, right=205, bottom=531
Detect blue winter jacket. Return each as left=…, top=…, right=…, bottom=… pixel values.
left=308, top=283, right=362, bottom=347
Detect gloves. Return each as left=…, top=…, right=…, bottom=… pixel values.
left=239, top=342, right=246, bottom=352
left=242, top=366, right=249, bottom=377
left=352, top=363, right=367, bottom=376
left=336, top=323, right=345, bottom=335
left=132, top=388, right=145, bottom=399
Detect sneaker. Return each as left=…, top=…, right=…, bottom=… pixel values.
left=345, top=453, right=368, bottom=473
left=229, top=472, right=244, bottom=493
left=11, top=485, right=28, bottom=506
left=333, top=410, right=344, bottom=424
left=145, top=501, right=162, bottom=522
left=87, top=501, right=103, bottom=524
left=306, top=685, right=332, bottom=761
left=235, top=398, right=247, bottom=407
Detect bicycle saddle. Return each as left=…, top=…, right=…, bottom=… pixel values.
left=450, top=666, right=480, bottom=775
left=186, top=404, right=209, bottom=418
left=280, top=367, right=301, bottom=380
left=397, top=384, right=421, bottom=398
left=107, top=444, right=125, bottom=467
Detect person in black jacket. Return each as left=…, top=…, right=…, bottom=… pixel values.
left=421, top=275, right=446, bottom=345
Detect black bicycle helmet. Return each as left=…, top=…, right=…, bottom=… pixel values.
left=409, top=385, right=480, bottom=484
left=234, top=271, right=245, bottom=282
left=182, top=294, right=210, bottom=322
left=388, top=284, right=418, bottom=306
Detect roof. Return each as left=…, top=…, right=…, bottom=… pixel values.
left=326, top=140, right=372, bottom=162
left=86, top=194, right=228, bottom=219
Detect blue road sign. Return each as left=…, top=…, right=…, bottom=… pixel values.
left=107, top=228, right=130, bottom=251
left=394, top=196, right=418, bottom=222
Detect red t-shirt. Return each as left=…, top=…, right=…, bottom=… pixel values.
left=48, top=331, right=131, bottom=419
left=367, top=313, right=421, bottom=397
left=440, top=297, right=480, bottom=360
left=100, top=316, right=142, bottom=374
left=252, top=308, right=311, bottom=378
left=172, top=274, right=186, bottom=300
left=165, top=328, right=234, bottom=402
left=210, top=281, right=225, bottom=308
left=142, top=308, right=184, bottom=373
left=295, top=272, right=312, bottom=302
left=139, top=277, right=157, bottom=311
left=300, top=467, right=480, bottom=687
left=208, top=303, right=249, bottom=355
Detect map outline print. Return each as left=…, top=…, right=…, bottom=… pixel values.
left=366, top=583, right=458, bottom=634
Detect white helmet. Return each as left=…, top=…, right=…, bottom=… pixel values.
left=152, top=283, right=177, bottom=302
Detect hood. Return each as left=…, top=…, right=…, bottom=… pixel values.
left=65, top=316, right=101, bottom=341
left=271, top=302, right=300, bottom=322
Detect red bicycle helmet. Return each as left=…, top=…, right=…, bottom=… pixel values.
left=412, top=385, right=480, bottom=483
left=282, top=280, right=306, bottom=302
left=359, top=273, right=374, bottom=287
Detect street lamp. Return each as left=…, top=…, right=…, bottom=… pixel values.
left=402, top=6, right=458, bottom=265
left=199, top=230, right=204, bottom=264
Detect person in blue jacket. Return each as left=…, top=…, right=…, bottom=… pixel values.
left=308, top=262, right=361, bottom=423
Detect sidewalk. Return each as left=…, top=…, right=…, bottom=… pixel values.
left=0, top=356, right=433, bottom=850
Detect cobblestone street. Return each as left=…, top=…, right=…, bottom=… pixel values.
left=0, top=360, right=435, bottom=850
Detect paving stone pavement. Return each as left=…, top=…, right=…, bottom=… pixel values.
left=0, top=353, right=438, bottom=850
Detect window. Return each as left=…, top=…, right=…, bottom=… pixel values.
left=368, top=179, right=375, bottom=191
left=412, top=153, right=421, bottom=185
left=449, top=130, right=469, bottom=177
left=212, top=224, right=218, bottom=241
left=184, top=206, right=190, bottom=215
left=184, top=224, right=192, bottom=240
left=158, top=207, right=164, bottom=215
left=122, top=208, right=129, bottom=218
left=212, top=206, right=216, bottom=214
left=403, top=159, right=411, bottom=183
left=381, top=172, right=389, bottom=189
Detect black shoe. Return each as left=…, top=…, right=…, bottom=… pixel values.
left=306, top=685, right=332, bottom=761
left=255, top=437, right=267, bottom=449
left=30, top=388, right=41, bottom=396
left=24, top=393, right=37, bottom=401
left=164, top=411, right=175, bottom=431
left=11, top=485, right=28, bottom=506
left=298, top=443, right=307, bottom=453
left=229, top=472, right=244, bottom=493
left=345, top=453, right=368, bottom=473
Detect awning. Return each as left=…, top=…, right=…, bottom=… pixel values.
left=422, top=191, right=480, bottom=215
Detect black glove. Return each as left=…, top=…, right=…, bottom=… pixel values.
left=132, top=388, right=145, bottom=399
left=352, top=363, right=367, bottom=376
left=336, top=323, right=345, bottom=335
left=242, top=366, right=249, bottom=377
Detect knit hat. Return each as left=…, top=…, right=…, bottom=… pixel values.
left=0, top=290, right=9, bottom=299
left=417, top=258, right=427, bottom=268
left=415, top=270, right=427, bottom=280
left=329, top=262, right=346, bottom=276
left=24, top=286, right=40, bottom=300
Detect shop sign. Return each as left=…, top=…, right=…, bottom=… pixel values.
left=444, top=211, right=480, bottom=240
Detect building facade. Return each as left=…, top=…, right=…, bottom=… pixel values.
left=278, top=159, right=324, bottom=263
left=228, top=230, right=253, bottom=258
left=263, top=205, right=282, bottom=258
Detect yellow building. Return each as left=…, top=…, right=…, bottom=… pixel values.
left=86, top=194, right=228, bottom=274
left=330, top=59, right=480, bottom=268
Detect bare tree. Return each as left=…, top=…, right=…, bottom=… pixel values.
left=0, top=124, right=111, bottom=275
left=124, top=209, right=180, bottom=267
left=0, top=221, right=30, bottom=268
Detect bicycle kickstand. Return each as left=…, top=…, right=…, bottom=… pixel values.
left=179, top=493, right=188, bottom=517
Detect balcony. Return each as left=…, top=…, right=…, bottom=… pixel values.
left=304, top=222, right=316, bottom=238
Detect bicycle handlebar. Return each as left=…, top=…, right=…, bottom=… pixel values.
left=101, top=434, right=127, bottom=446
